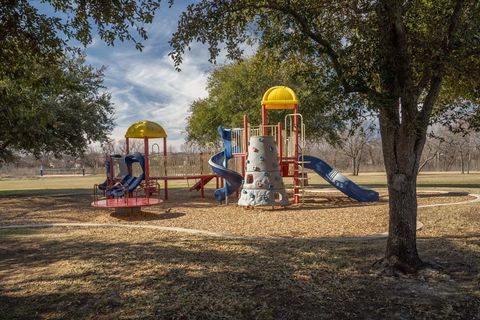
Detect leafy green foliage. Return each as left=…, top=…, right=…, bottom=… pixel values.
left=1, top=0, right=165, bottom=65
left=170, top=0, right=479, bottom=114
left=0, top=0, right=167, bottom=163
left=186, top=54, right=366, bottom=146
left=0, top=55, right=113, bottom=162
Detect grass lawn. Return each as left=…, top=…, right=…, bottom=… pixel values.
left=0, top=174, right=199, bottom=197
left=1, top=170, right=479, bottom=193
left=0, top=172, right=479, bottom=319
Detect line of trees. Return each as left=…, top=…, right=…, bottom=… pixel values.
left=4, top=126, right=479, bottom=178
left=306, top=125, right=480, bottom=175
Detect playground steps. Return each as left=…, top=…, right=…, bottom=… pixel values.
left=189, top=176, right=215, bottom=192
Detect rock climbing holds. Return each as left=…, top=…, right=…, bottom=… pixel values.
left=238, top=135, right=289, bottom=207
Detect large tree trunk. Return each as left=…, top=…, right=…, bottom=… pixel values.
left=378, top=105, right=426, bottom=272
left=374, top=0, right=434, bottom=272
left=384, top=170, right=422, bottom=271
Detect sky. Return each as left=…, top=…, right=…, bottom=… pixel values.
left=82, top=2, right=225, bottom=149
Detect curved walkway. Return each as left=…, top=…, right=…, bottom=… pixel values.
left=1, top=191, right=479, bottom=242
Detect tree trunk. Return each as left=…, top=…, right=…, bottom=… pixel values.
left=378, top=107, right=425, bottom=273
left=355, top=154, right=362, bottom=176
left=467, top=151, right=470, bottom=174
left=460, top=152, right=465, bottom=174
left=384, top=172, right=422, bottom=272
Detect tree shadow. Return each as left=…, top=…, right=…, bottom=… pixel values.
left=110, top=211, right=186, bottom=221
left=0, top=228, right=478, bottom=319
left=417, top=191, right=470, bottom=198
left=286, top=193, right=388, bottom=211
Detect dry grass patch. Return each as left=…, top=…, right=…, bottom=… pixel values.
left=0, top=228, right=479, bottom=319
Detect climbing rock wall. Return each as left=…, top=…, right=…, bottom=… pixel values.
left=238, top=136, right=289, bottom=207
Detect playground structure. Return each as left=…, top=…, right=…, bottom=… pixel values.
left=91, top=122, right=164, bottom=213
left=92, top=86, right=379, bottom=212
left=92, top=120, right=220, bottom=212
left=237, top=135, right=289, bottom=207
left=211, top=85, right=379, bottom=205
left=209, top=86, right=306, bottom=204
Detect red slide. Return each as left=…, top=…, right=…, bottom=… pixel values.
left=189, top=176, right=215, bottom=192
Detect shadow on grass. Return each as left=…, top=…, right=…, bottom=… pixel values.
left=110, top=211, right=186, bottom=221
left=417, top=191, right=470, bottom=197
left=0, top=228, right=478, bottom=319
left=0, top=188, right=91, bottom=198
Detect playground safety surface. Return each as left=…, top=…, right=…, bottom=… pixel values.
left=0, top=188, right=477, bottom=239
left=0, top=188, right=479, bottom=319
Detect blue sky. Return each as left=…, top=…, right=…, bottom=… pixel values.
left=82, top=2, right=225, bottom=149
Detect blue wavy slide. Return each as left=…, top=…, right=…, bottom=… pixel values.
left=209, top=127, right=243, bottom=202
left=209, top=151, right=243, bottom=201
left=302, top=155, right=379, bottom=202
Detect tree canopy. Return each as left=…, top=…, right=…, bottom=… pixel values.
left=0, top=55, right=113, bottom=162
left=1, top=0, right=165, bottom=68
left=1, top=0, right=166, bottom=162
left=170, top=1, right=479, bottom=111
left=186, top=53, right=365, bottom=147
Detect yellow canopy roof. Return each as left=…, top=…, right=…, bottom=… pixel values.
left=125, top=120, right=167, bottom=139
left=261, top=86, right=298, bottom=110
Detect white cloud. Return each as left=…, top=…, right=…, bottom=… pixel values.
left=85, top=5, right=258, bottom=150
left=91, top=43, right=212, bottom=149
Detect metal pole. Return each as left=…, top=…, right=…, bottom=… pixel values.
left=293, top=105, right=299, bottom=204
left=278, top=122, right=283, bottom=174
left=242, top=115, right=248, bottom=176
left=261, top=105, right=268, bottom=135
left=163, top=137, right=168, bottom=199
left=144, top=138, right=149, bottom=199
left=108, top=156, right=114, bottom=197
left=224, top=151, right=228, bottom=204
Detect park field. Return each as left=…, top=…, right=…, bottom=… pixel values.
left=0, top=172, right=479, bottom=319
left=1, top=170, right=479, bottom=193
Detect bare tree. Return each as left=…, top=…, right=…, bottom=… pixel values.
left=340, top=122, right=376, bottom=176
left=117, top=139, right=144, bottom=154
